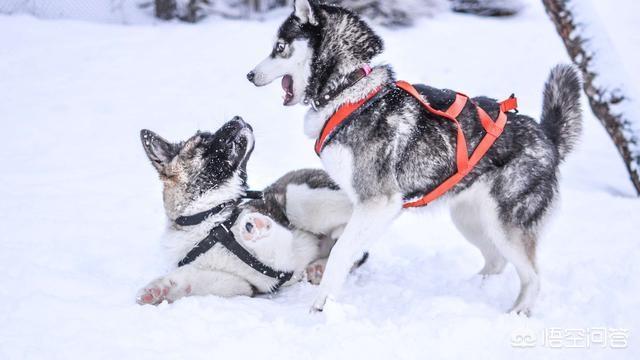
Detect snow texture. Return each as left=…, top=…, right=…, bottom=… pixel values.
left=0, top=0, right=639, bottom=359
left=569, top=0, right=640, bottom=172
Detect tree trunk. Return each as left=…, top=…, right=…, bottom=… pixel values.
left=155, top=0, right=176, bottom=19
left=542, top=0, right=640, bottom=195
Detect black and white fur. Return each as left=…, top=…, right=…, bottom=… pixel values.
left=248, top=0, right=583, bottom=315
left=138, top=117, right=352, bottom=304
left=234, top=168, right=354, bottom=285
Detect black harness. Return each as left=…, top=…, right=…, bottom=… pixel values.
left=175, top=191, right=294, bottom=293
left=174, top=190, right=263, bottom=226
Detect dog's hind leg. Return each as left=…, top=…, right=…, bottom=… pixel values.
left=450, top=193, right=507, bottom=276
left=452, top=180, right=539, bottom=315
left=492, top=229, right=539, bottom=316
left=137, top=266, right=253, bottom=305
left=311, top=196, right=402, bottom=311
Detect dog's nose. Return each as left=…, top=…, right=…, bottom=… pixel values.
left=246, top=71, right=255, bottom=83
left=232, top=116, right=252, bottom=131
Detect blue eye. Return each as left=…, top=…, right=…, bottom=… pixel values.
left=275, top=43, right=285, bottom=53
left=245, top=222, right=254, bottom=233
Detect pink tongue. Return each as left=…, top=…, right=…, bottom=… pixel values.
left=281, top=75, right=293, bottom=93
left=281, top=75, right=294, bottom=105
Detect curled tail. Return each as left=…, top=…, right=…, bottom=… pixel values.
left=540, top=64, right=583, bottom=161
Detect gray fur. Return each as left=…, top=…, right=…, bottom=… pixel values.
left=541, top=64, right=583, bottom=161
left=139, top=118, right=354, bottom=302
left=249, top=0, right=584, bottom=315
left=237, top=168, right=359, bottom=281
left=243, top=168, right=341, bottom=229
left=140, top=116, right=254, bottom=221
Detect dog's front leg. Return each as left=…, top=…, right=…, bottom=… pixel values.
left=137, top=265, right=253, bottom=305
left=311, top=196, right=402, bottom=311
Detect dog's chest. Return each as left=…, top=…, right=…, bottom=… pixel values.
left=320, top=144, right=358, bottom=203
left=164, top=226, right=282, bottom=292
left=304, top=107, right=333, bottom=139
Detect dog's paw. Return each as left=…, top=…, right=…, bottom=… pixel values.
left=508, top=305, right=532, bottom=317
left=306, top=260, right=326, bottom=285
left=310, top=294, right=328, bottom=312
left=238, top=213, right=272, bottom=243
left=136, top=277, right=191, bottom=305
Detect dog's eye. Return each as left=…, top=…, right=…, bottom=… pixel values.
left=275, top=42, right=286, bottom=54
left=245, top=222, right=254, bottom=233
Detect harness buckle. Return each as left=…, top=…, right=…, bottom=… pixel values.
left=304, top=97, right=315, bottom=111
left=500, top=94, right=518, bottom=113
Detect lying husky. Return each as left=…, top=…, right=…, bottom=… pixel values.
left=137, top=117, right=352, bottom=304
left=247, top=0, right=583, bottom=315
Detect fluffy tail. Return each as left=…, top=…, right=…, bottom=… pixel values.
left=540, top=64, right=583, bottom=161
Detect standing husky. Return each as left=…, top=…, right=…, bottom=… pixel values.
left=247, top=0, right=582, bottom=315
left=138, top=117, right=352, bottom=304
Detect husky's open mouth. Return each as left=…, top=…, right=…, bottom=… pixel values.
left=281, top=74, right=294, bottom=106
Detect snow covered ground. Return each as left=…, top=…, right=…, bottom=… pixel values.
left=1, top=1, right=638, bottom=359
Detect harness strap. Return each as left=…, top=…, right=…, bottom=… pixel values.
left=175, top=200, right=237, bottom=227
left=174, top=190, right=264, bottom=227
left=314, top=80, right=518, bottom=209
left=400, top=82, right=515, bottom=208
left=397, top=81, right=472, bottom=173
left=314, top=86, right=382, bottom=155
left=178, top=209, right=294, bottom=293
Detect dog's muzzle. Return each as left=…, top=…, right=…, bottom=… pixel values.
left=246, top=71, right=256, bottom=84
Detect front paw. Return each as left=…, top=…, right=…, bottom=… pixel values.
left=306, top=260, right=326, bottom=285
left=238, top=213, right=273, bottom=243
left=136, top=277, right=191, bottom=305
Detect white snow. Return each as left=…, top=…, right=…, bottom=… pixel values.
left=0, top=0, right=639, bottom=359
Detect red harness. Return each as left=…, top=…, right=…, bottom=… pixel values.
left=314, top=80, right=518, bottom=208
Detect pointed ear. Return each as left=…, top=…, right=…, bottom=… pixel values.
left=294, top=0, right=318, bottom=26
left=140, top=129, right=177, bottom=173
left=181, top=133, right=204, bottom=158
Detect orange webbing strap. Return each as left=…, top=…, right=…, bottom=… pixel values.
left=500, top=96, right=518, bottom=113
left=398, top=81, right=515, bottom=208
left=396, top=81, right=470, bottom=172
left=314, top=87, right=382, bottom=155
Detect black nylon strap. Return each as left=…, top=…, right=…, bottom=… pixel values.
left=177, top=209, right=294, bottom=293
left=243, top=190, right=264, bottom=200
left=174, top=190, right=264, bottom=227
left=174, top=200, right=237, bottom=227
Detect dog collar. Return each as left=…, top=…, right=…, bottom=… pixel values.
left=177, top=208, right=294, bottom=293
left=174, top=190, right=264, bottom=227
left=305, top=65, right=373, bottom=110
